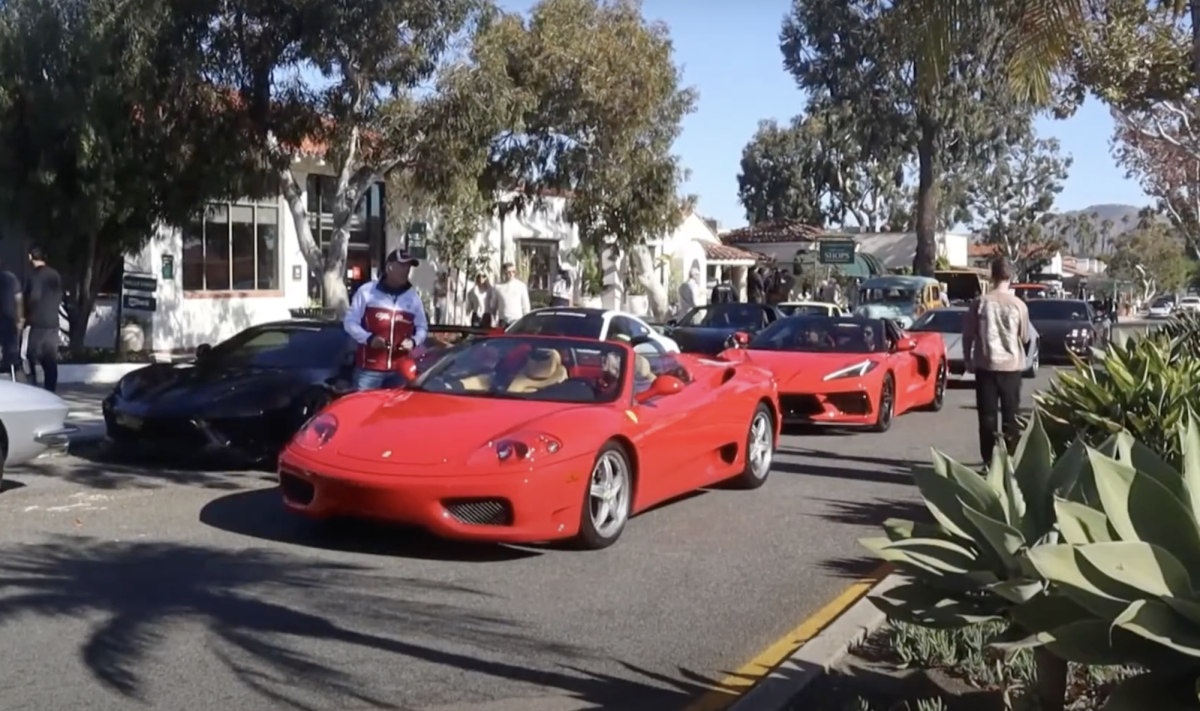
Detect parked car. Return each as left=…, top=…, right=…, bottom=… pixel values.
left=506, top=307, right=679, bottom=354
left=0, top=380, right=76, bottom=486
left=908, top=307, right=1041, bottom=379
left=1178, top=296, right=1200, bottom=313
left=103, top=320, right=363, bottom=466
left=666, top=303, right=783, bottom=356
left=719, top=315, right=947, bottom=432
left=1148, top=296, right=1175, bottom=319
left=1026, top=299, right=1108, bottom=362
left=277, top=334, right=780, bottom=549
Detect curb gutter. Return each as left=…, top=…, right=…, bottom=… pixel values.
left=727, top=574, right=902, bottom=711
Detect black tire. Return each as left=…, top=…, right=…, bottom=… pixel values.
left=574, top=442, right=634, bottom=550
left=870, top=373, right=895, bottom=433
left=733, top=403, right=775, bottom=489
left=922, top=360, right=946, bottom=412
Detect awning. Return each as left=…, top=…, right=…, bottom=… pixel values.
left=702, top=241, right=762, bottom=265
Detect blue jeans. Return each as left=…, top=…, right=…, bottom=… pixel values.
left=354, top=369, right=408, bottom=391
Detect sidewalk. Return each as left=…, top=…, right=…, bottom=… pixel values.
left=56, top=383, right=108, bottom=445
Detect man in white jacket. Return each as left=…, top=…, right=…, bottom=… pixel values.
left=492, top=262, right=531, bottom=327
left=676, top=266, right=702, bottom=318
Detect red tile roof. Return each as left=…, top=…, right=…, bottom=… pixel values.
left=721, top=220, right=824, bottom=244
left=968, top=243, right=1058, bottom=259
left=702, top=241, right=765, bottom=262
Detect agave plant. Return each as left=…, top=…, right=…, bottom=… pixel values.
left=1027, top=417, right=1200, bottom=709
left=1035, top=332, right=1200, bottom=467
left=862, top=413, right=1080, bottom=629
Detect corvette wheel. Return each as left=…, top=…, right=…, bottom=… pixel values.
left=923, top=360, right=946, bottom=412
left=575, top=442, right=633, bottom=550
left=870, top=374, right=895, bottom=433
left=733, top=404, right=774, bottom=489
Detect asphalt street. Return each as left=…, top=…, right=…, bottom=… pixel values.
left=0, top=367, right=1059, bottom=711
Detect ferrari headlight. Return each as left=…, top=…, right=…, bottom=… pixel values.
left=822, top=360, right=879, bottom=381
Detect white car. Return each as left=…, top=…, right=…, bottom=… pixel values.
left=1178, top=296, right=1200, bottom=313
left=777, top=301, right=847, bottom=317
left=506, top=307, right=680, bottom=354
left=1148, top=299, right=1175, bottom=319
left=0, top=380, right=76, bottom=486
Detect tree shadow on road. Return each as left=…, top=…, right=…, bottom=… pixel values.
left=13, top=442, right=268, bottom=491
left=771, top=460, right=914, bottom=486
left=814, top=497, right=929, bottom=528
left=200, top=486, right=544, bottom=563
left=777, top=448, right=923, bottom=473
left=0, top=535, right=716, bottom=710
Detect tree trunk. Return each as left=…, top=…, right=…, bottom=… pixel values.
left=1032, top=648, right=1068, bottom=711
left=631, top=246, right=670, bottom=321
left=279, top=167, right=352, bottom=317
left=64, top=231, right=102, bottom=356
left=913, top=111, right=940, bottom=277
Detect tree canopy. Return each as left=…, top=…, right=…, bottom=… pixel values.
left=0, top=0, right=267, bottom=350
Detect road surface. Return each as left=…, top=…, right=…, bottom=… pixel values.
left=0, top=368, right=1058, bottom=711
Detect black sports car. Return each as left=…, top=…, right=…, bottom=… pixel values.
left=103, top=320, right=360, bottom=465
left=666, top=303, right=783, bottom=356
left=1026, top=298, right=1108, bottom=363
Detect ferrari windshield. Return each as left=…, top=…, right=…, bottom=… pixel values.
left=411, top=336, right=629, bottom=403
left=1027, top=300, right=1090, bottom=321
left=680, top=304, right=771, bottom=329
left=205, top=325, right=352, bottom=369
left=748, top=317, right=885, bottom=353
left=506, top=310, right=604, bottom=338
left=910, top=309, right=965, bottom=334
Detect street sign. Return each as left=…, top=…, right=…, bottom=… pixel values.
left=123, top=273, right=158, bottom=292
left=818, top=240, right=857, bottom=265
left=122, top=294, right=157, bottom=312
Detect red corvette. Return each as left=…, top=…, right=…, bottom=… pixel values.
left=277, top=335, right=781, bottom=549
left=719, top=316, right=946, bottom=432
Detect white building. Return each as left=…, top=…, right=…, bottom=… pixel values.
left=49, top=162, right=735, bottom=352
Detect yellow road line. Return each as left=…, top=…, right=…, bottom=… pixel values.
left=679, top=562, right=892, bottom=711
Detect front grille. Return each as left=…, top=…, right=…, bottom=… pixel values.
left=825, top=392, right=871, bottom=416
left=444, top=498, right=514, bottom=526
left=779, top=394, right=824, bottom=420
left=279, top=470, right=315, bottom=505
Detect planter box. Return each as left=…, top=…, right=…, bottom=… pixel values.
left=580, top=296, right=603, bottom=309
left=57, top=362, right=150, bottom=385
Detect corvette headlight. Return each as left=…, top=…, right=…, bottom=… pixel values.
left=822, top=360, right=879, bottom=381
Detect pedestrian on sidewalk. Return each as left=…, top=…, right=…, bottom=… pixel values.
left=342, top=249, right=428, bottom=391
left=492, top=262, right=530, bottom=328
left=23, top=246, right=63, bottom=392
left=962, top=257, right=1030, bottom=464
left=0, top=257, right=21, bottom=380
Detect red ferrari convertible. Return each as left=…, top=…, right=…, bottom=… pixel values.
left=277, top=335, right=780, bottom=549
left=719, top=316, right=946, bottom=432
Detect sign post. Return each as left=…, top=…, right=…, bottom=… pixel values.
left=406, top=221, right=429, bottom=259
left=818, top=240, right=857, bottom=266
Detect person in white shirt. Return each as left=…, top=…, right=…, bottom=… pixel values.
left=551, top=267, right=573, bottom=307
left=466, top=272, right=496, bottom=328
left=492, top=262, right=531, bottom=327
left=677, top=266, right=702, bottom=317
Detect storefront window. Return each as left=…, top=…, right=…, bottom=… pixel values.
left=181, top=202, right=280, bottom=293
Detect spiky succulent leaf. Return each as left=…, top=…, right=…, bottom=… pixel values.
left=1102, top=671, right=1200, bottom=711
left=1113, top=599, right=1200, bottom=660
left=868, top=581, right=1002, bottom=628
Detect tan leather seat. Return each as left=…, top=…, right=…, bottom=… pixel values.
left=507, top=349, right=569, bottom=392
left=458, top=374, right=493, bottom=390
left=634, top=354, right=653, bottom=381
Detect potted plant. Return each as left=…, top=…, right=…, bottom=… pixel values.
left=119, top=314, right=146, bottom=354
left=572, top=246, right=605, bottom=309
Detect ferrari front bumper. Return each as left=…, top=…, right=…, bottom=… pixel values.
left=277, top=448, right=591, bottom=544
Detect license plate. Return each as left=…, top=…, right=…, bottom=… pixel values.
left=116, top=414, right=143, bottom=431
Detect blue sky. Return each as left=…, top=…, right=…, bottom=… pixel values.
left=500, top=0, right=1151, bottom=229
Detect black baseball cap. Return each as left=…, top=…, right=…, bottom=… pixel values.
left=386, top=249, right=420, bottom=267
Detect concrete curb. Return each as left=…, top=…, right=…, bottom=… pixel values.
left=727, top=574, right=902, bottom=711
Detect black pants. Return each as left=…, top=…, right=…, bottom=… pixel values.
left=0, top=321, right=18, bottom=377
left=550, top=297, right=570, bottom=307
left=26, top=327, right=59, bottom=393
left=975, top=369, right=1022, bottom=463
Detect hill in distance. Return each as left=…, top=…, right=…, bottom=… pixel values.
left=1042, top=203, right=1153, bottom=256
